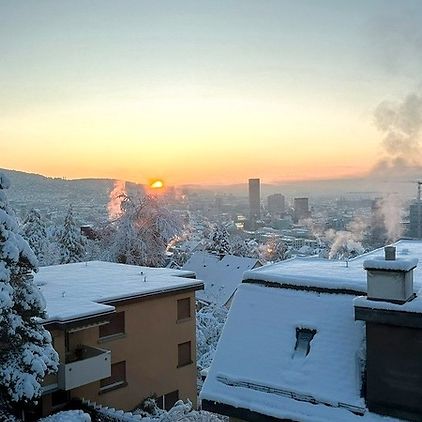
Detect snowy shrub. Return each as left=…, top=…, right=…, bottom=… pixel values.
left=133, top=399, right=226, bottom=421
left=39, top=410, right=91, bottom=422
left=196, top=303, right=228, bottom=391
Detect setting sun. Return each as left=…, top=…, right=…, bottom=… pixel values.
left=150, top=179, right=164, bottom=189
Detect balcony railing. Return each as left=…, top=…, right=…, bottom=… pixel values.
left=58, top=345, right=111, bottom=391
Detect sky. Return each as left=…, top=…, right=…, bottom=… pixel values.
left=1, top=0, right=422, bottom=185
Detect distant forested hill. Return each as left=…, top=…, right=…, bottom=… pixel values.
left=0, top=168, right=142, bottom=224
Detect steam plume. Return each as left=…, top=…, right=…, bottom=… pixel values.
left=108, top=180, right=127, bottom=221
left=326, top=217, right=366, bottom=260
left=378, top=194, right=403, bottom=242
left=373, top=93, right=422, bottom=174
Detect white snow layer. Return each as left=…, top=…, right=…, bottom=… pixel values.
left=363, top=257, right=418, bottom=272
left=200, top=283, right=400, bottom=422
left=39, top=410, right=91, bottom=422
left=244, top=240, right=422, bottom=293
left=34, top=261, right=201, bottom=323
left=182, top=252, right=260, bottom=306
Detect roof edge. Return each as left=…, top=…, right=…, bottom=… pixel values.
left=99, top=283, right=204, bottom=306
left=201, top=399, right=288, bottom=422
left=43, top=310, right=115, bottom=331
left=242, top=279, right=365, bottom=296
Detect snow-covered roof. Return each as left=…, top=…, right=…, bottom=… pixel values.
left=201, top=283, right=400, bottom=421
left=243, top=240, right=422, bottom=294
left=182, top=252, right=260, bottom=306
left=200, top=241, right=422, bottom=421
left=35, top=261, right=202, bottom=324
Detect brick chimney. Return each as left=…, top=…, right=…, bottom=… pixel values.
left=355, top=246, right=422, bottom=421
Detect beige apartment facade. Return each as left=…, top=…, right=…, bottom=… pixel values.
left=33, top=261, right=203, bottom=418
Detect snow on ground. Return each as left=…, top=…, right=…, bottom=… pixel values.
left=84, top=398, right=226, bottom=421
left=35, top=261, right=202, bottom=323
left=39, top=410, right=91, bottom=422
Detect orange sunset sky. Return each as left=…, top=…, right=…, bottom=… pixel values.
left=1, top=1, right=421, bottom=185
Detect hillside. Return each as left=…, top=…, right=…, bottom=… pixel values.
left=1, top=168, right=142, bottom=224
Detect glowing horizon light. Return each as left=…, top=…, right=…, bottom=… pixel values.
left=150, top=179, right=164, bottom=189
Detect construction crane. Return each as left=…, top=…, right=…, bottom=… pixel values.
left=409, top=180, right=422, bottom=239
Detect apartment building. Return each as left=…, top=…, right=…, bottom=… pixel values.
left=33, top=261, right=203, bottom=418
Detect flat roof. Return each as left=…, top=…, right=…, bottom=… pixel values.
left=35, top=261, right=202, bottom=324
left=244, top=239, right=422, bottom=293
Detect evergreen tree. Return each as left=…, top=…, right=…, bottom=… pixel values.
left=171, top=247, right=190, bottom=268
left=58, top=206, right=86, bottom=264
left=206, top=224, right=232, bottom=256
left=260, top=236, right=288, bottom=263
left=22, top=208, right=48, bottom=266
left=231, top=236, right=260, bottom=259
left=0, top=173, right=58, bottom=409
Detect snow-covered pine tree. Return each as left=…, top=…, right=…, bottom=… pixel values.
left=58, top=206, right=86, bottom=264
left=0, top=173, right=58, bottom=411
left=231, top=236, right=260, bottom=259
left=260, top=235, right=288, bottom=263
left=206, top=224, right=232, bottom=256
left=22, top=208, right=48, bottom=266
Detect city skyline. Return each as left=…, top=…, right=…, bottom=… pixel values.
left=2, top=1, right=422, bottom=185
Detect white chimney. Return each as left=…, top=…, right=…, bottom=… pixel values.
left=363, top=246, right=417, bottom=303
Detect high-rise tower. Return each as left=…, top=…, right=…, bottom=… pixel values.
left=248, top=178, right=261, bottom=221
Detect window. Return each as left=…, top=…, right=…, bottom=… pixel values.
left=155, top=390, right=179, bottom=411
left=178, top=341, right=192, bottom=367
left=177, top=298, right=191, bottom=321
left=164, top=390, right=179, bottom=410
left=51, top=390, right=70, bottom=408
left=100, top=361, right=126, bottom=390
left=99, top=312, right=125, bottom=339
left=293, top=328, right=316, bottom=359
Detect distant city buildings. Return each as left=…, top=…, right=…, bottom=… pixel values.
left=294, top=197, right=310, bottom=222
left=248, top=178, right=261, bottom=221
left=409, top=201, right=422, bottom=239
left=267, top=193, right=285, bottom=216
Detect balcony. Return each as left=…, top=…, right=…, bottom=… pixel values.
left=58, top=345, right=111, bottom=391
